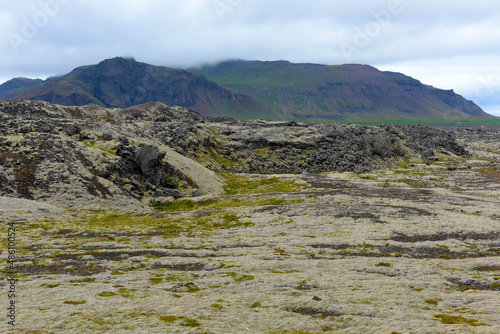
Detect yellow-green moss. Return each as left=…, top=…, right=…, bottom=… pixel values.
left=154, top=196, right=301, bottom=214
left=64, top=300, right=87, bottom=305
left=250, top=301, right=262, bottom=308
left=223, top=174, right=307, bottom=195
left=425, top=299, right=441, bottom=306
left=98, top=291, right=117, bottom=297
left=158, top=315, right=201, bottom=327
left=433, top=314, right=489, bottom=326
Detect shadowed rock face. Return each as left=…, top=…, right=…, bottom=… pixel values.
left=0, top=100, right=469, bottom=208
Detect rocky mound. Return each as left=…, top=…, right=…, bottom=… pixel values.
left=0, top=100, right=469, bottom=210
left=0, top=100, right=223, bottom=210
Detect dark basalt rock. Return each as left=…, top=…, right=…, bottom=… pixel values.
left=0, top=100, right=471, bottom=207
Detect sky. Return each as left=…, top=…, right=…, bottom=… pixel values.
left=1, top=0, right=499, bottom=116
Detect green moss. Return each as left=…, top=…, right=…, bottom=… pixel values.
left=73, top=208, right=254, bottom=238
left=155, top=196, right=299, bottom=216
left=235, top=275, right=255, bottom=282
left=116, top=287, right=132, bottom=298
left=69, top=277, right=96, bottom=283
left=425, top=299, right=441, bottom=306
left=222, top=211, right=239, bottom=223
left=224, top=272, right=255, bottom=282
left=433, top=314, right=489, bottom=326
left=211, top=303, right=224, bottom=310
left=159, top=315, right=179, bottom=323
left=274, top=248, right=289, bottom=256
left=266, top=331, right=316, bottom=334
left=158, top=315, right=200, bottom=327
left=181, top=318, right=201, bottom=327
left=110, top=269, right=126, bottom=275
left=149, top=277, right=163, bottom=285
left=437, top=245, right=450, bottom=252
left=223, top=174, right=307, bottom=195
left=250, top=301, right=262, bottom=308
left=64, top=300, right=87, bottom=305
left=98, top=291, right=117, bottom=297
left=82, top=139, right=117, bottom=155
left=224, top=272, right=238, bottom=278
left=270, top=270, right=301, bottom=274
left=154, top=198, right=217, bottom=211
left=144, top=254, right=160, bottom=259
left=375, top=262, right=392, bottom=267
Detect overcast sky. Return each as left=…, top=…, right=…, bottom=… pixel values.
left=1, top=0, right=499, bottom=116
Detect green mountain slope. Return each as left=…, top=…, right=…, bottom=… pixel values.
left=10, top=57, right=279, bottom=119
left=192, top=60, right=497, bottom=123
left=0, top=77, right=45, bottom=99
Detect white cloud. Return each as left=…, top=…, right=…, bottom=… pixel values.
left=0, top=0, right=499, bottom=116
left=376, top=55, right=500, bottom=115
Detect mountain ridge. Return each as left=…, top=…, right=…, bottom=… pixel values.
left=191, top=60, right=496, bottom=123
left=1, top=57, right=498, bottom=124
left=1, top=57, right=278, bottom=119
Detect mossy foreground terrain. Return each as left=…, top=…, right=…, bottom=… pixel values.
left=0, top=101, right=499, bottom=333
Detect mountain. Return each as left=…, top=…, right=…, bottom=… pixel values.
left=1, top=57, right=278, bottom=119
left=2, top=57, right=498, bottom=124
left=192, top=60, right=497, bottom=123
left=0, top=77, right=45, bottom=99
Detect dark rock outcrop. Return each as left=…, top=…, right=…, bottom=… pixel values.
left=0, top=100, right=470, bottom=208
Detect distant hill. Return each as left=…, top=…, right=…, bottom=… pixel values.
left=1, top=57, right=498, bottom=124
left=192, top=60, right=497, bottom=123
left=0, top=77, right=45, bottom=99
left=0, top=57, right=278, bottom=119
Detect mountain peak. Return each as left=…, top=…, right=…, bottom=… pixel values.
left=1, top=58, right=276, bottom=119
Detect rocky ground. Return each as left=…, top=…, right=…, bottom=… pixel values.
left=0, top=100, right=467, bottom=209
left=0, top=100, right=499, bottom=333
